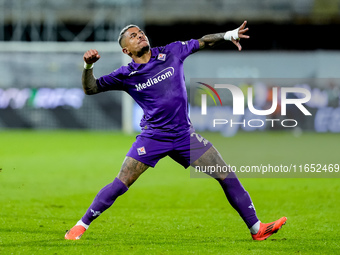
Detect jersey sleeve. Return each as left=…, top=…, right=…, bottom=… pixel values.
left=96, top=67, right=125, bottom=92
left=166, top=39, right=200, bottom=62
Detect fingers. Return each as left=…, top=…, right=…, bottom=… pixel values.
left=232, top=38, right=242, bottom=51
left=83, top=49, right=101, bottom=64
left=236, top=42, right=242, bottom=51
left=239, top=20, right=247, bottom=30
left=238, top=20, right=250, bottom=39
left=239, top=29, right=250, bottom=39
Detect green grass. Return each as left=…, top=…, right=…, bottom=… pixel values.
left=0, top=130, right=339, bottom=254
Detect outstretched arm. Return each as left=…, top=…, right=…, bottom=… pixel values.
left=82, top=49, right=101, bottom=95
left=198, top=21, right=249, bottom=51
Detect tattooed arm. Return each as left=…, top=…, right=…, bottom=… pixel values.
left=198, top=20, right=249, bottom=51
left=82, top=49, right=101, bottom=95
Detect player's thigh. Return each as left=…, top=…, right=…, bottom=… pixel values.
left=191, top=146, right=232, bottom=180
left=117, top=156, right=149, bottom=187
left=169, top=131, right=212, bottom=168
left=126, top=134, right=170, bottom=168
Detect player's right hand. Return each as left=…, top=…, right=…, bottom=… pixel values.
left=83, top=49, right=101, bottom=64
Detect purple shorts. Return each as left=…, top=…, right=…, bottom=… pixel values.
left=126, top=127, right=212, bottom=168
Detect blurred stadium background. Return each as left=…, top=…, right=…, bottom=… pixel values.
left=1, top=2, right=340, bottom=253
left=0, top=0, right=339, bottom=134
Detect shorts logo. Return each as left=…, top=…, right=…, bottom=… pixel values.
left=157, top=53, right=166, bottom=61
left=137, top=146, right=146, bottom=155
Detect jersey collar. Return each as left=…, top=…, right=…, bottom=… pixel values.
left=128, top=48, right=158, bottom=70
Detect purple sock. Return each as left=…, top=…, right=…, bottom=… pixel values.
left=81, top=177, right=128, bottom=225
left=219, top=172, right=259, bottom=229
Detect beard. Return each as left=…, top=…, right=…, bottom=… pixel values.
left=137, top=44, right=150, bottom=57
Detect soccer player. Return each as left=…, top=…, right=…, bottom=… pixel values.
left=65, top=21, right=287, bottom=241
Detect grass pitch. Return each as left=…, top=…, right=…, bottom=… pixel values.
left=0, top=130, right=339, bottom=254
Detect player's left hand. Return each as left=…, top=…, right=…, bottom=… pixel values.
left=232, top=20, right=249, bottom=51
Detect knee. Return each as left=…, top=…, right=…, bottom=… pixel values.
left=214, top=172, right=229, bottom=181
left=214, top=170, right=236, bottom=182
left=116, top=167, right=142, bottom=188
left=117, top=157, right=149, bottom=188
left=116, top=174, right=135, bottom=188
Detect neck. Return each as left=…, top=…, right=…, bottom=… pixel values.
left=132, top=49, right=152, bottom=64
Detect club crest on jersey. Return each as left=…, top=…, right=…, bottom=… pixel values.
left=157, top=53, right=166, bottom=61
left=137, top=146, right=146, bottom=155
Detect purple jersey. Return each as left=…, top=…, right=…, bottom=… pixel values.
left=96, top=39, right=200, bottom=133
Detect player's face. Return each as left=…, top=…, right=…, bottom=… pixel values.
left=122, top=27, right=150, bottom=56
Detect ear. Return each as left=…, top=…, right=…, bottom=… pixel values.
left=122, top=47, right=130, bottom=55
